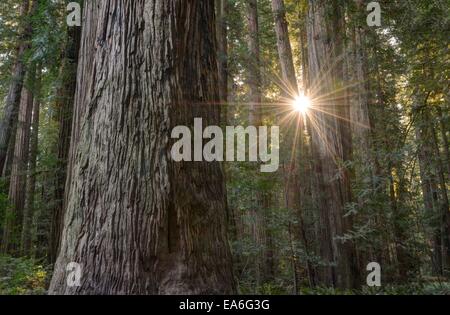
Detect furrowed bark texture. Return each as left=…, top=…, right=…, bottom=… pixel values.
left=307, top=0, right=359, bottom=289
left=49, top=0, right=235, bottom=295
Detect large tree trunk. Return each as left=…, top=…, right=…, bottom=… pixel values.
left=2, top=69, right=35, bottom=253
left=306, top=0, right=359, bottom=289
left=49, top=0, right=235, bottom=295
left=0, top=0, right=36, bottom=175
left=49, top=23, right=82, bottom=265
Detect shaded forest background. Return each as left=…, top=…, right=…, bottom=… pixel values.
left=0, top=0, right=449, bottom=294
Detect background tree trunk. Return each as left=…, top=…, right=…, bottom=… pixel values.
left=216, top=0, right=228, bottom=118
left=246, top=0, right=273, bottom=287
left=271, top=0, right=298, bottom=96
left=307, top=0, right=360, bottom=289
left=0, top=0, right=36, bottom=175
left=21, top=65, right=41, bottom=256
left=2, top=67, right=35, bottom=253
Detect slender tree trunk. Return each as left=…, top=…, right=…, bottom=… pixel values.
left=271, top=0, right=313, bottom=290
left=49, top=23, right=82, bottom=265
left=414, top=96, right=450, bottom=276
left=306, top=0, right=360, bottom=289
left=49, top=0, right=235, bottom=295
left=271, top=0, right=298, bottom=95
left=2, top=67, right=35, bottom=253
left=246, top=0, right=272, bottom=287
left=21, top=65, right=41, bottom=256
left=216, top=0, right=228, bottom=117
left=247, top=0, right=262, bottom=127
left=0, top=0, right=36, bottom=174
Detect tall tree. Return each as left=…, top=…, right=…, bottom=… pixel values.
left=2, top=68, right=35, bottom=253
left=306, top=0, right=360, bottom=289
left=245, top=0, right=274, bottom=287
left=49, top=0, right=235, bottom=294
left=216, top=0, right=229, bottom=113
left=271, top=0, right=298, bottom=96
left=271, top=0, right=315, bottom=290
left=21, top=65, right=41, bottom=255
left=414, top=94, right=450, bottom=276
left=0, top=0, right=36, bottom=175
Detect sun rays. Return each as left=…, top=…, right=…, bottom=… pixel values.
left=208, top=49, right=372, bottom=169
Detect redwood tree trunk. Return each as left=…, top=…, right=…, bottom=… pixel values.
left=2, top=70, right=34, bottom=253
left=49, top=0, right=235, bottom=295
left=216, top=0, right=228, bottom=112
left=246, top=0, right=273, bottom=287
left=0, top=0, right=36, bottom=175
left=21, top=65, right=41, bottom=255
left=307, top=0, right=359, bottom=289
left=271, top=0, right=298, bottom=96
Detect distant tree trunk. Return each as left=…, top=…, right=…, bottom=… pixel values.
left=216, top=0, right=228, bottom=118
left=246, top=0, right=273, bottom=287
left=49, top=24, right=82, bottom=265
left=2, top=67, right=35, bottom=253
left=0, top=0, right=36, bottom=175
left=271, top=0, right=298, bottom=95
left=414, top=95, right=450, bottom=276
left=247, top=0, right=262, bottom=126
left=271, top=0, right=314, bottom=290
left=49, top=0, right=234, bottom=295
left=21, top=65, right=41, bottom=256
left=307, top=0, right=360, bottom=289
left=436, top=104, right=450, bottom=181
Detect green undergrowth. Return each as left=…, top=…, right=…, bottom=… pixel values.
left=0, top=255, right=49, bottom=295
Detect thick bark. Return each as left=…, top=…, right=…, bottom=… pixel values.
left=49, top=23, right=82, bottom=265
left=2, top=70, right=34, bottom=253
left=21, top=66, right=41, bottom=255
left=49, top=0, right=234, bottom=295
left=0, top=0, right=36, bottom=175
left=307, top=0, right=360, bottom=289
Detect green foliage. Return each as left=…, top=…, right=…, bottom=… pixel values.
left=0, top=255, right=49, bottom=295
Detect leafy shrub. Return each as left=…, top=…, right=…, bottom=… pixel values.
left=422, top=282, right=450, bottom=295
left=0, top=255, right=48, bottom=295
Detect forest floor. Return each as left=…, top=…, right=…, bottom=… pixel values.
left=1, top=255, right=449, bottom=295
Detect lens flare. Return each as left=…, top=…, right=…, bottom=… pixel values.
left=293, top=95, right=311, bottom=113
